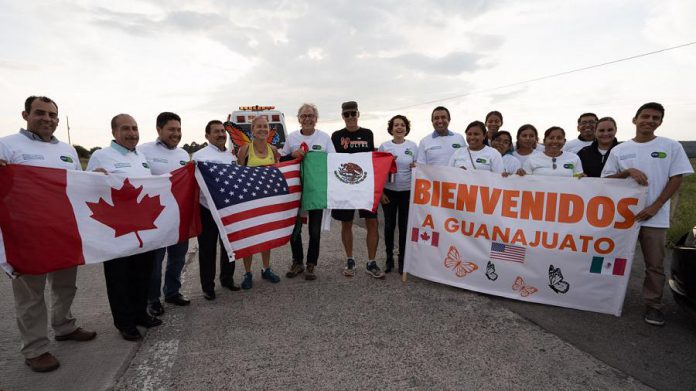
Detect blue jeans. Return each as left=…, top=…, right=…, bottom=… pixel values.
left=148, top=241, right=188, bottom=303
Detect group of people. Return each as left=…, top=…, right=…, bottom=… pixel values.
left=0, top=95, right=691, bottom=374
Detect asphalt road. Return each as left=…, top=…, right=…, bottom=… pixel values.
left=1, top=219, right=694, bottom=390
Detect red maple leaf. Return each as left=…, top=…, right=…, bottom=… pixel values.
left=87, top=178, right=165, bottom=248
left=420, top=231, right=430, bottom=241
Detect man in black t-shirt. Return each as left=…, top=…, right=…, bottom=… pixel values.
left=330, top=101, right=384, bottom=279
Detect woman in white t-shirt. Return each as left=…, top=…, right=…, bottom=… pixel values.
left=513, top=124, right=543, bottom=165
left=378, top=115, right=417, bottom=274
left=448, top=121, right=504, bottom=173
left=490, top=130, right=521, bottom=176
left=518, top=126, right=584, bottom=178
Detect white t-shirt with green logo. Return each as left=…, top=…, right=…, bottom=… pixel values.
left=448, top=145, right=504, bottom=173
left=601, top=136, right=693, bottom=228
left=379, top=139, right=418, bottom=191
left=522, top=151, right=583, bottom=177
left=281, top=129, right=335, bottom=155
left=0, top=131, right=80, bottom=170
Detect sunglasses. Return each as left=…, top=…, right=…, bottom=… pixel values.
left=552, top=157, right=557, bottom=170
left=342, top=111, right=358, bottom=118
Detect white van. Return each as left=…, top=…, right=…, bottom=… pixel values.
left=225, top=106, right=288, bottom=153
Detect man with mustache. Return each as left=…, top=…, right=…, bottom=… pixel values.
left=192, top=120, right=239, bottom=300
left=138, top=112, right=191, bottom=315
left=0, top=96, right=97, bottom=372
left=87, top=114, right=162, bottom=341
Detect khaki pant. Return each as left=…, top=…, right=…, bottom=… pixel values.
left=12, top=266, right=78, bottom=359
left=638, top=227, right=667, bottom=310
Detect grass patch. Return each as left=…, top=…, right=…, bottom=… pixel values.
left=668, top=158, right=696, bottom=246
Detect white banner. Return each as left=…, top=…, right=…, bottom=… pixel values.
left=404, top=165, right=648, bottom=316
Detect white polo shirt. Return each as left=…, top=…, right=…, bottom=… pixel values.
left=87, top=141, right=152, bottom=176
left=416, top=130, right=467, bottom=166
left=448, top=145, right=504, bottom=173
left=138, top=140, right=190, bottom=175
left=601, top=136, right=693, bottom=228
left=281, top=129, right=336, bottom=155
left=564, top=138, right=592, bottom=154
left=0, top=129, right=80, bottom=170
left=192, top=144, right=237, bottom=209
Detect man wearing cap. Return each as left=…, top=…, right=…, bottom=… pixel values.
left=330, top=101, right=384, bottom=279
left=87, top=113, right=162, bottom=341
left=416, top=106, right=466, bottom=166
left=192, top=119, right=239, bottom=300
left=138, top=112, right=191, bottom=315
left=0, top=96, right=97, bottom=372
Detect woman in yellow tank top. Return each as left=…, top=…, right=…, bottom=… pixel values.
left=236, top=116, right=281, bottom=289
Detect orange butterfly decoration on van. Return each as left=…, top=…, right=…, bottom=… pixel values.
left=512, top=276, right=538, bottom=297
left=443, top=246, right=478, bottom=277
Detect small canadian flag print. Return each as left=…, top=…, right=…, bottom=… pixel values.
left=411, top=228, right=439, bottom=247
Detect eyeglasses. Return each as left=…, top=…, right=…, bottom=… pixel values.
left=579, top=121, right=597, bottom=126
left=299, top=114, right=315, bottom=119
left=342, top=111, right=358, bottom=118
left=552, top=157, right=557, bottom=170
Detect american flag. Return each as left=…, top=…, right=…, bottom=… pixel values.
left=195, top=160, right=301, bottom=259
left=489, top=242, right=526, bottom=263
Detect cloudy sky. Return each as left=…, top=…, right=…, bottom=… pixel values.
left=1, top=0, right=695, bottom=149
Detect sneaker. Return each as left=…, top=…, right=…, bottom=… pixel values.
left=343, top=258, right=356, bottom=277
left=262, top=268, right=280, bottom=283
left=242, top=272, right=253, bottom=290
left=644, top=307, right=665, bottom=326
left=148, top=301, right=164, bottom=317
left=286, top=262, right=305, bottom=278
left=305, top=264, right=316, bottom=281
left=365, top=261, right=385, bottom=279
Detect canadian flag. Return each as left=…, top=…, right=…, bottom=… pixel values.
left=411, top=228, right=439, bottom=247
left=0, top=164, right=200, bottom=276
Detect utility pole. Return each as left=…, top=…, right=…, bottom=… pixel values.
left=66, top=115, right=72, bottom=145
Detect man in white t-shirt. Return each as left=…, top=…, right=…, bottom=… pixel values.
left=602, top=102, right=693, bottom=326
left=282, top=103, right=335, bottom=281
left=138, top=112, right=191, bottom=315
left=192, top=120, right=239, bottom=300
left=564, top=112, right=598, bottom=154
left=87, top=114, right=162, bottom=341
left=0, top=96, right=97, bottom=372
left=416, top=106, right=466, bottom=166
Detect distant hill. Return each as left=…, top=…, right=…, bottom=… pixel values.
left=681, top=141, right=696, bottom=158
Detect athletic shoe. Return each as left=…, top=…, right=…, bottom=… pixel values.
left=305, top=264, right=316, bottom=281
left=343, top=258, right=356, bottom=277
left=262, top=268, right=280, bottom=283
left=644, top=307, right=665, bottom=326
left=365, top=261, right=385, bottom=279
left=286, top=262, right=305, bottom=278
left=242, top=272, right=253, bottom=290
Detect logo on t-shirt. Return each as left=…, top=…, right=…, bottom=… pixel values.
left=563, top=163, right=574, bottom=169
left=452, top=144, right=462, bottom=148
left=405, top=149, right=413, bottom=156
left=60, top=155, right=74, bottom=163
left=142, top=163, right=150, bottom=168
left=179, top=160, right=186, bottom=165
left=650, top=151, right=667, bottom=159
left=476, top=158, right=487, bottom=164
left=312, top=145, right=322, bottom=150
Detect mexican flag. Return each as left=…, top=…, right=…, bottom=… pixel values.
left=0, top=164, right=200, bottom=276
left=301, top=151, right=395, bottom=212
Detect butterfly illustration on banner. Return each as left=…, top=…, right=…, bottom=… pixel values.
left=443, top=245, right=478, bottom=277
left=547, top=265, right=570, bottom=294
left=485, top=261, right=498, bottom=281
left=224, top=120, right=279, bottom=152
left=512, top=276, right=538, bottom=297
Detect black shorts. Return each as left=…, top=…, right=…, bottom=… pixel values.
left=331, top=209, right=378, bottom=221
